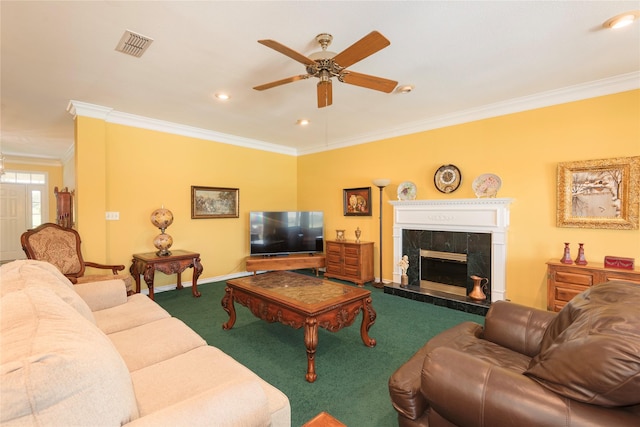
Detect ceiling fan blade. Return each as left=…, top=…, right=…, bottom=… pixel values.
left=341, top=71, right=397, bottom=93
left=332, top=31, right=391, bottom=69
left=317, top=80, right=333, bottom=108
left=258, top=39, right=316, bottom=66
left=253, top=75, right=309, bottom=91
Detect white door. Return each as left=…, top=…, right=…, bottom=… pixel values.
left=0, top=180, right=48, bottom=262
left=0, top=183, right=27, bottom=261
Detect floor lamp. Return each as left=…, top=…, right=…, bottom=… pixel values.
left=372, top=179, right=390, bottom=288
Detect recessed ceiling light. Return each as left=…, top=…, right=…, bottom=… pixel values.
left=603, top=11, right=640, bottom=29
left=296, top=119, right=310, bottom=126
left=215, top=93, right=230, bottom=101
left=396, top=85, right=414, bottom=94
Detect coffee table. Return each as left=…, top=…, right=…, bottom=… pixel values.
left=222, top=271, right=376, bottom=382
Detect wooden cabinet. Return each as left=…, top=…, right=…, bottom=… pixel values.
left=547, top=260, right=640, bottom=311
left=54, top=186, right=74, bottom=228
left=324, top=240, right=374, bottom=286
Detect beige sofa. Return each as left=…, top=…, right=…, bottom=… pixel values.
left=1, top=260, right=290, bottom=427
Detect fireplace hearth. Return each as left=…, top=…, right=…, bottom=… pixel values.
left=384, top=198, right=512, bottom=315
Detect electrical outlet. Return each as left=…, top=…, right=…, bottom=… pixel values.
left=105, top=211, right=120, bottom=220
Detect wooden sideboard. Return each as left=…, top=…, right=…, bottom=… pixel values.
left=546, top=259, right=640, bottom=311
left=324, top=240, right=374, bottom=287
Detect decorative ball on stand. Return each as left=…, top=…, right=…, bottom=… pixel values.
left=150, top=207, right=174, bottom=256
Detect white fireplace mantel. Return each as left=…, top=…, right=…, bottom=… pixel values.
left=390, top=198, right=513, bottom=302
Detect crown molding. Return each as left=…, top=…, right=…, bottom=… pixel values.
left=67, top=100, right=113, bottom=119
left=297, top=71, right=640, bottom=155
left=69, top=72, right=639, bottom=157
left=67, top=101, right=297, bottom=156
left=2, top=155, right=62, bottom=167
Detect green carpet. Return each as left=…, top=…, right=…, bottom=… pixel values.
left=153, top=272, right=485, bottom=426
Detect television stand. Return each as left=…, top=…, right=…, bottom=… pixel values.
left=245, top=254, right=326, bottom=276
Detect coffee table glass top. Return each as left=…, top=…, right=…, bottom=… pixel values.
left=228, top=271, right=367, bottom=305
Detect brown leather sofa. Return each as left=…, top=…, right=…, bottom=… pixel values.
left=388, top=281, right=640, bottom=427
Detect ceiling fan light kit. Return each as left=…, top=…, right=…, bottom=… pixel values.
left=396, top=85, right=414, bottom=94
left=254, top=31, right=398, bottom=108
left=603, top=11, right=640, bottom=29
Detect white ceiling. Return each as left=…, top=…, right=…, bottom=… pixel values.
left=1, top=1, right=639, bottom=160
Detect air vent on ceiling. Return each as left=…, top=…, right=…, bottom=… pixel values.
left=115, top=30, right=153, bottom=58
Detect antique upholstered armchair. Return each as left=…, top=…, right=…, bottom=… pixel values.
left=20, top=223, right=134, bottom=294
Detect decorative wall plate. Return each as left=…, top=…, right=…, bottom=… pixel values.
left=434, top=164, right=462, bottom=194
left=397, top=181, right=417, bottom=200
left=472, top=173, right=502, bottom=198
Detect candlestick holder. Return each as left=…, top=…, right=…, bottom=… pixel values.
left=560, top=242, right=573, bottom=264
left=575, top=243, right=588, bottom=265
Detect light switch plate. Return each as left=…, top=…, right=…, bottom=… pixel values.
left=105, top=211, right=120, bottom=220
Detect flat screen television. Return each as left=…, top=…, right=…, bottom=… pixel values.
left=250, top=211, right=324, bottom=256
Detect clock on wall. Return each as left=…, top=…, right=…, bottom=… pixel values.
left=434, top=164, right=462, bottom=194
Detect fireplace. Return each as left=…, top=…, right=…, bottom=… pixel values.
left=385, top=198, right=512, bottom=315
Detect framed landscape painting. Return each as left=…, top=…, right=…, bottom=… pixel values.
left=191, top=186, right=239, bottom=219
left=556, top=156, right=639, bottom=229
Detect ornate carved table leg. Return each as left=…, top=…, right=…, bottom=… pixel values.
left=221, top=287, right=236, bottom=330
left=176, top=271, right=183, bottom=290
left=130, top=259, right=141, bottom=294
left=191, top=256, right=203, bottom=297
left=360, top=297, right=377, bottom=347
left=143, top=263, right=156, bottom=300
left=304, top=317, right=319, bottom=383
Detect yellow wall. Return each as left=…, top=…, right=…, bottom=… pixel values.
left=75, top=121, right=298, bottom=286
left=75, top=116, right=108, bottom=263
left=297, top=90, right=640, bottom=309
left=68, top=90, right=638, bottom=307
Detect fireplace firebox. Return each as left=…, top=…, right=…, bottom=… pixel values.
left=421, top=250, right=468, bottom=296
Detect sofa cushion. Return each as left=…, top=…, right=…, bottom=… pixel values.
left=130, top=346, right=290, bottom=423
left=93, top=293, right=171, bottom=334
left=0, top=287, right=139, bottom=425
left=0, top=259, right=95, bottom=323
left=108, top=317, right=207, bottom=372
left=526, top=281, right=640, bottom=407
left=125, top=379, right=271, bottom=427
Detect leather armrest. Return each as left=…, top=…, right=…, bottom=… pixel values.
left=389, top=322, right=483, bottom=421
left=482, top=300, right=555, bottom=357
left=421, top=347, right=639, bottom=427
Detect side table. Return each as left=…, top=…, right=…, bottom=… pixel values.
left=130, top=250, right=203, bottom=300
left=302, top=412, right=346, bottom=427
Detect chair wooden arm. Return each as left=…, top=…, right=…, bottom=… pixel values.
left=84, top=261, right=125, bottom=275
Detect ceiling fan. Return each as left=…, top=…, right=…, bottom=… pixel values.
left=253, top=31, right=398, bottom=108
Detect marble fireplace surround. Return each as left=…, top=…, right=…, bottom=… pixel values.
left=390, top=198, right=513, bottom=302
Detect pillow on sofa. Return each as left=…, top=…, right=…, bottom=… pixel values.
left=0, top=260, right=95, bottom=323
left=525, top=281, right=640, bottom=407
left=0, top=287, right=139, bottom=425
